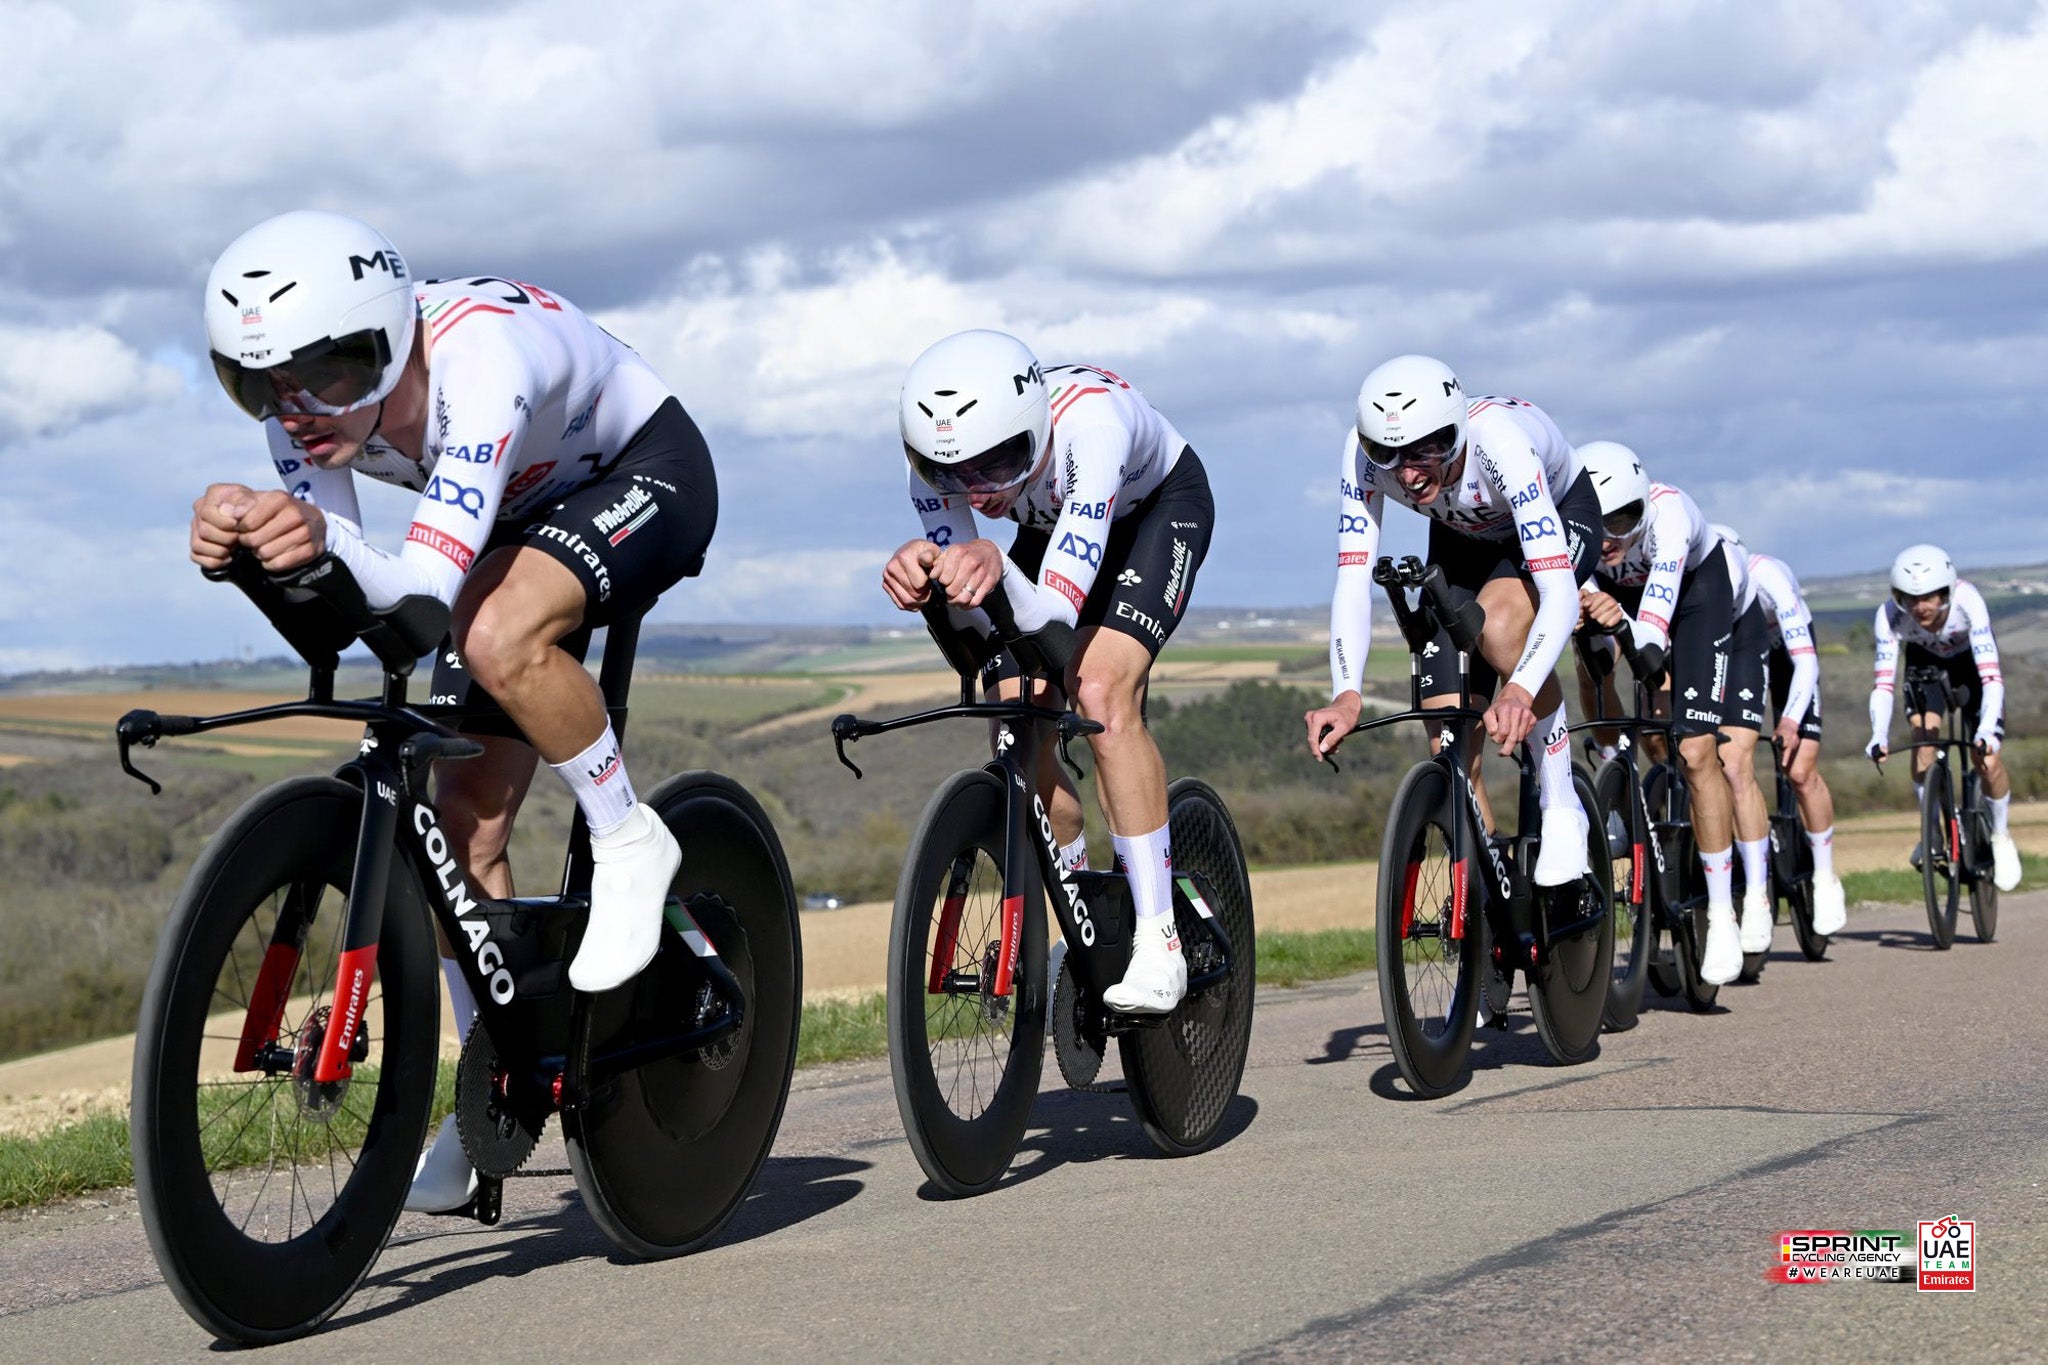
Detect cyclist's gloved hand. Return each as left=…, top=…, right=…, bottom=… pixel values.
left=1866, top=737, right=1887, bottom=763
left=1635, top=643, right=1666, bottom=680
left=1975, top=729, right=2002, bottom=756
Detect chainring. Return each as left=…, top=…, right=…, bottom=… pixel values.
left=456, top=1019, right=545, bottom=1178
left=1049, top=942, right=1107, bottom=1090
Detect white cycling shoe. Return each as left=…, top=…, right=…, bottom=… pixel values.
left=1811, top=875, right=1847, bottom=936
left=569, top=804, right=681, bottom=994
left=1738, top=884, right=1774, bottom=954
left=1992, top=833, right=2022, bottom=891
left=1532, top=805, right=1590, bottom=887
left=1102, top=915, right=1187, bottom=1015
left=404, top=1115, right=478, bottom=1214
left=1700, top=901, right=1743, bottom=985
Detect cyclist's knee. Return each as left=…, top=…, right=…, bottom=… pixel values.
left=1678, top=733, right=1720, bottom=774
left=454, top=599, right=553, bottom=695
left=1072, top=668, right=1144, bottom=736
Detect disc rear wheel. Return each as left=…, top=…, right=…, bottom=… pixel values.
left=1121, top=778, right=1256, bottom=1156
left=1525, top=767, right=1614, bottom=1063
left=1593, top=759, right=1650, bottom=1031
left=564, top=772, right=801, bottom=1258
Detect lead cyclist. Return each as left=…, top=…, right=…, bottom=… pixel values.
left=882, top=330, right=1216, bottom=1015
left=189, top=211, right=717, bottom=1211
left=1305, top=354, right=1597, bottom=888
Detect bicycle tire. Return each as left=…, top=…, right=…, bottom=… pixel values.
left=1376, top=759, right=1479, bottom=1099
left=1593, top=759, right=1650, bottom=1031
left=1967, top=788, right=1999, bottom=944
left=1921, top=767, right=1960, bottom=950
left=886, top=767, right=1046, bottom=1196
left=1646, top=765, right=1719, bottom=1011
left=1777, top=813, right=1828, bottom=962
left=564, top=771, right=801, bottom=1258
left=1525, top=767, right=1614, bottom=1064
left=131, top=776, right=438, bottom=1345
left=1121, top=778, right=1256, bottom=1156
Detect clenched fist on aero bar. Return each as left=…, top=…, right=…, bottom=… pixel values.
left=191, top=210, right=718, bottom=1212
left=1307, top=354, right=1598, bottom=888
left=884, top=330, right=1216, bottom=1015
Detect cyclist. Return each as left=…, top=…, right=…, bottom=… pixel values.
left=1572, top=444, right=1746, bottom=984
left=1305, top=355, right=1599, bottom=886
left=189, top=210, right=717, bottom=1210
left=1701, top=522, right=1779, bottom=956
left=1867, top=545, right=2022, bottom=891
left=1711, top=528, right=1849, bottom=935
left=882, top=330, right=1215, bottom=1014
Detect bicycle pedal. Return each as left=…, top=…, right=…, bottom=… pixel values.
left=462, top=1175, right=503, bottom=1227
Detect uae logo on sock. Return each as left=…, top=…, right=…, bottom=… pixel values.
left=586, top=749, right=621, bottom=785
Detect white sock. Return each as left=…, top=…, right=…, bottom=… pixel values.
left=1701, top=846, right=1734, bottom=906
left=440, top=955, right=478, bottom=1038
left=1913, top=779, right=1924, bottom=809
left=551, top=723, right=637, bottom=838
left=1598, top=743, right=1618, bottom=763
left=1808, top=825, right=1835, bottom=880
left=1737, top=837, right=1770, bottom=891
left=1991, top=793, right=2010, bottom=835
left=1528, top=704, right=1575, bottom=812
left=1059, top=835, right=1088, bottom=873
left=1112, top=823, right=1174, bottom=922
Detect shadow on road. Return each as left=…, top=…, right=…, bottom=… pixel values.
left=1834, top=927, right=1938, bottom=952
left=330, top=1154, right=870, bottom=1333
left=1364, top=1013, right=1576, bottom=1101
left=916, top=1090, right=1261, bottom=1200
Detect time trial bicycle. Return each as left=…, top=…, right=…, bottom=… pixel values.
left=1879, top=664, right=1999, bottom=948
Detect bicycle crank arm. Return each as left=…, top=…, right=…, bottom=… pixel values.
left=584, top=1012, right=744, bottom=1082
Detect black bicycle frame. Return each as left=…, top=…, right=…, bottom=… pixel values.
left=1343, top=555, right=1601, bottom=970
left=116, top=552, right=743, bottom=1106
left=1892, top=666, right=1986, bottom=880
left=1569, top=630, right=1686, bottom=913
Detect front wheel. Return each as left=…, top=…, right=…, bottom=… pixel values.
left=1966, top=793, right=1999, bottom=944
left=1121, top=778, right=1256, bottom=1156
left=1376, top=759, right=1479, bottom=1099
left=564, top=771, right=802, bottom=1258
left=886, top=768, right=1046, bottom=1196
left=1593, top=759, right=1651, bottom=1031
left=1525, top=767, right=1614, bottom=1064
left=1921, top=766, right=1960, bottom=950
left=131, top=777, right=439, bottom=1345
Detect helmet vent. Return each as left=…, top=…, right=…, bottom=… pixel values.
left=917, top=402, right=933, bottom=417
left=933, top=389, right=957, bottom=397
left=219, top=288, right=239, bottom=306
left=955, top=399, right=978, bottom=415
left=268, top=281, right=298, bottom=302
left=241, top=270, right=271, bottom=278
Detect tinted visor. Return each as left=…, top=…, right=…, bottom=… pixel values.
left=1892, top=586, right=1950, bottom=610
left=906, top=429, right=1039, bottom=495
left=210, top=328, right=393, bottom=421
left=1361, top=422, right=1459, bottom=471
left=1602, top=501, right=1646, bottom=538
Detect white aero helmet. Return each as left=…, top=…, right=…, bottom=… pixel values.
left=1578, top=440, right=1652, bottom=540
left=205, top=210, right=417, bottom=420
left=1708, top=522, right=1744, bottom=549
left=1890, top=544, right=1956, bottom=600
left=1354, top=354, right=1465, bottom=470
left=899, top=329, right=1050, bottom=495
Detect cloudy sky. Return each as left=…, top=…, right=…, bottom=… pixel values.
left=3, top=0, right=2045, bottom=670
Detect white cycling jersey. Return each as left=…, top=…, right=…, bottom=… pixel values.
left=271, top=276, right=673, bottom=609
left=1869, top=580, right=2004, bottom=744
left=1714, top=528, right=1757, bottom=615
left=1598, top=482, right=1717, bottom=653
left=911, top=363, right=1187, bottom=631
left=1747, top=551, right=1819, bottom=724
left=1330, top=396, right=1581, bottom=699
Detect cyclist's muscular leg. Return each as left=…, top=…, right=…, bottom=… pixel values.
left=436, top=736, right=541, bottom=900
left=1977, top=749, right=2012, bottom=801
left=1719, top=727, right=1769, bottom=844
left=1682, top=733, right=1734, bottom=854
left=1788, top=739, right=1835, bottom=832
left=1908, top=715, right=1940, bottom=784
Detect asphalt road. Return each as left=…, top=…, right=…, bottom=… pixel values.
left=3, top=894, right=2042, bottom=1362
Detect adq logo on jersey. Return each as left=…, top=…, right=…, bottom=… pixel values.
left=1056, top=531, right=1103, bottom=568
left=414, top=804, right=515, bottom=1003
left=425, top=475, right=485, bottom=518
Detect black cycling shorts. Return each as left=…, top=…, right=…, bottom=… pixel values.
left=1418, top=467, right=1600, bottom=701
left=1723, top=598, right=1771, bottom=733
left=1766, top=643, right=1824, bottom=741
left=1604, top=540, right=1734, bottom=739
left=985, top=447, right=1214, bottom=686
left=429, top=397, right=717, bottom=733
left=1900, top=644, right=2003, bottom=742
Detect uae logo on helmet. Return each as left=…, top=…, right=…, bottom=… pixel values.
left=240, top=306, right=263, bottom=326
left=936, top=417, right=953, bottom=434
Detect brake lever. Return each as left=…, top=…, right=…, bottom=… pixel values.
left=1055, top=712, right=1103, bottom=780
left=116, top=709, right=197, bottom=795
left=831, top=713, right=865, bottom=779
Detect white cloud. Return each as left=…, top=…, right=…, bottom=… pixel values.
left=0, top=324, right=182, bottom=439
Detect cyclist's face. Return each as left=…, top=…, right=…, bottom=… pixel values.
left=1901, top=589, right=1950, bottom=629
left=1600, top=532, right=1633, bottom=567
left=1395, top=450, right=1460, bottom=505
left=966, top=446, right=1049, bottom=517
left=276, top=400, right=380, bottom=468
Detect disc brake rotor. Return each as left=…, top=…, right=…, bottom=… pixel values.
left=290, top=1004, right=355, bottom=1123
